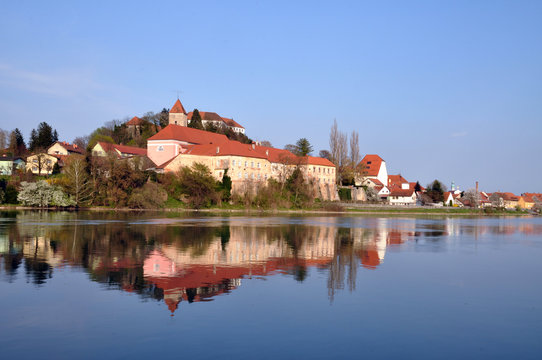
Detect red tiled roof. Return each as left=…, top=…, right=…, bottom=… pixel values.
left=54, top=141, right=84, bottom=154
left=303, top=156, right=335, bottom=167
left=186, top=111, right=245, bottom=129
left=187, top=111, right=223, bottom=122
left=493, top=192, right=521, bottom=201
left=388, top=174, right=408, bottom=187
left=170, top=99, right=187, bottom=114
left=184, top=141, right=269, bottom=159
left=389, top=185, right=415, bottom=197
left=359, top=154, right=384, bottom=177
left=148, top=124, right=229, bottom=145
left=522, top=193, right=542, bottom=203
left=126, top=116, right=143, bottom=126
left=222, top=117, right=244, bottom=129
left=97, top=142, right=147, bottom=156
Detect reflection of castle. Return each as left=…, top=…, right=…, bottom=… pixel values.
left=3, top=213, right=542, bottom=314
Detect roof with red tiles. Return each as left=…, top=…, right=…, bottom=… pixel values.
left=522, top=193, right=542, bottom=203
left=170, top=99, right=187, bottom=114
left=187, top=111, right=223, bottom=122
left=222, top=117, right=244, bottom=129
left=359, top=154, right=384, bottom=177
left=389, top=185, right=415, bottom=197
left=302, top=156, right=336, bottom=167
left=97, top=142, right=147, bottom=156
left=148, top=124, right=229, bottom=145
left=493, top=192, right=521, bottom=201
left=126, top=116, right=143, bottom=126
left=388, top=174, right=408, bottom=187
left=53, top=141, right=84, bottom=154
left=186, top=112, right=245, bottom=129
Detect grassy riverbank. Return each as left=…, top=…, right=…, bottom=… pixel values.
left=0, top=203, right=535, bottom=216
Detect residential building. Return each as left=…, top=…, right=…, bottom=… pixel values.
left=92, top=142, right=147, bottom=158
left=358, top=154, right=388, bottom=187
left=47, top=141, right=84, bottom=156
left=26, top=153, right=61, bottom=175
left=0, top=155, right=25, bottom=175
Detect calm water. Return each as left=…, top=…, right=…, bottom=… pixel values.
left=0, top=211, right=541, bottom=359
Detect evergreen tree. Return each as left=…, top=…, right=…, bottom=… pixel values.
left=414, top=181, right=422, bottom=192
left=295, top=138, right=313, bottom=156
left=29, top=122, right=57, bottom=151
left=9, top=128, right=26, bottom=156
left=188, top=109, right=204, bottom=130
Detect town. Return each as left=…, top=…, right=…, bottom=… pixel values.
left=1, top=98, right=540, bottom=212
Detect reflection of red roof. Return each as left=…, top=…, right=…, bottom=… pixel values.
left=360, top=249, right=381, bottom=270
left=359, top=155, right=384, bottom=177
left=148, top=124, right=229, bottom=144
left=170, top=99, right=187, bottom=114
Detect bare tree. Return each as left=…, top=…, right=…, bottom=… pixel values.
left=349, top=130, right=360, bottom=167
left=489, top=193, right=504, bottom=208
left=462, top=188, right=481, bottom=208
left=329, top=119, right=349, bottom=184
left=63, top=156, right=92, bottom=206
left=0, top=128, right=7, bottom=149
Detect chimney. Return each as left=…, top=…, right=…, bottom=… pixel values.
left=476, top=181, right=479, bottom=193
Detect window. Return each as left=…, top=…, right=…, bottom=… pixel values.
left=238, top=172, right=241, bottom=179
left=265, top=174, right=268, bottom=180
left=251, top=173, right=254, bottom=179
left=251, top=161, right=254, bottom=168
left=232, top=160, right=236, bottom=166
left=245, top=173, right=248, bottom=179
left=367, top=161, right=372, bottom=164
left=258, top=174, right=261, bottom=180
left=257, top=162, right=260, bottom=168
left=157, top=146, right=164, bottom=152
left=245, top=161, right=248, bottom=167
left=217, top=159, right=220, bottom=167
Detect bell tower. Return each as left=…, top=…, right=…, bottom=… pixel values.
left=169, top=98, right=188, bottom=126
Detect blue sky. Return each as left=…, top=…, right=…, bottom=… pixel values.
left=0, top=1, right=540, bottom=193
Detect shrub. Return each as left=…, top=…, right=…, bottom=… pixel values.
left=338, top=188, right=352, bottom=201
left=17, top=180, right=75, bottom=207
left=128, top=182, right=168, bottom=209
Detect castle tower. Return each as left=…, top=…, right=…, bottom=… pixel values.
left=169, top=99, right=188, bottom=126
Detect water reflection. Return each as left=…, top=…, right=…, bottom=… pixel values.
left=1, top=211, right=541, bottom=314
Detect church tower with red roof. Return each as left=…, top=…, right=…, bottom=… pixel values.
left=169, top=98, right=188, bottom=126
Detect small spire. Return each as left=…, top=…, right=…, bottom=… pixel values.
left=170, top=99, right=187, bottom=114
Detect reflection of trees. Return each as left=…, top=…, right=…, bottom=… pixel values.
left=1, top=212, right=473, bottom=308
left=327, top=228, right=359, bottom=302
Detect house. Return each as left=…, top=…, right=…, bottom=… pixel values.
left=187, top=111, right=245, bottom=134
left=491, top=192, right=523, bottom=209
left=92, top=142, right=147, bottom=158
left=47, top=141, right=84, bottom=156
left=387, top=175, right=418, bottom=205
left=147, top=124, right=229, bottom=166
left=150, top=127, right=336, bottom=200
left=520, top=193, right=542, bottom=210
left=26, top=153, right=62, bottom=175
left=357, top=155, right=388, bottom=187
left=0, top=155, right=25, bottom=175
